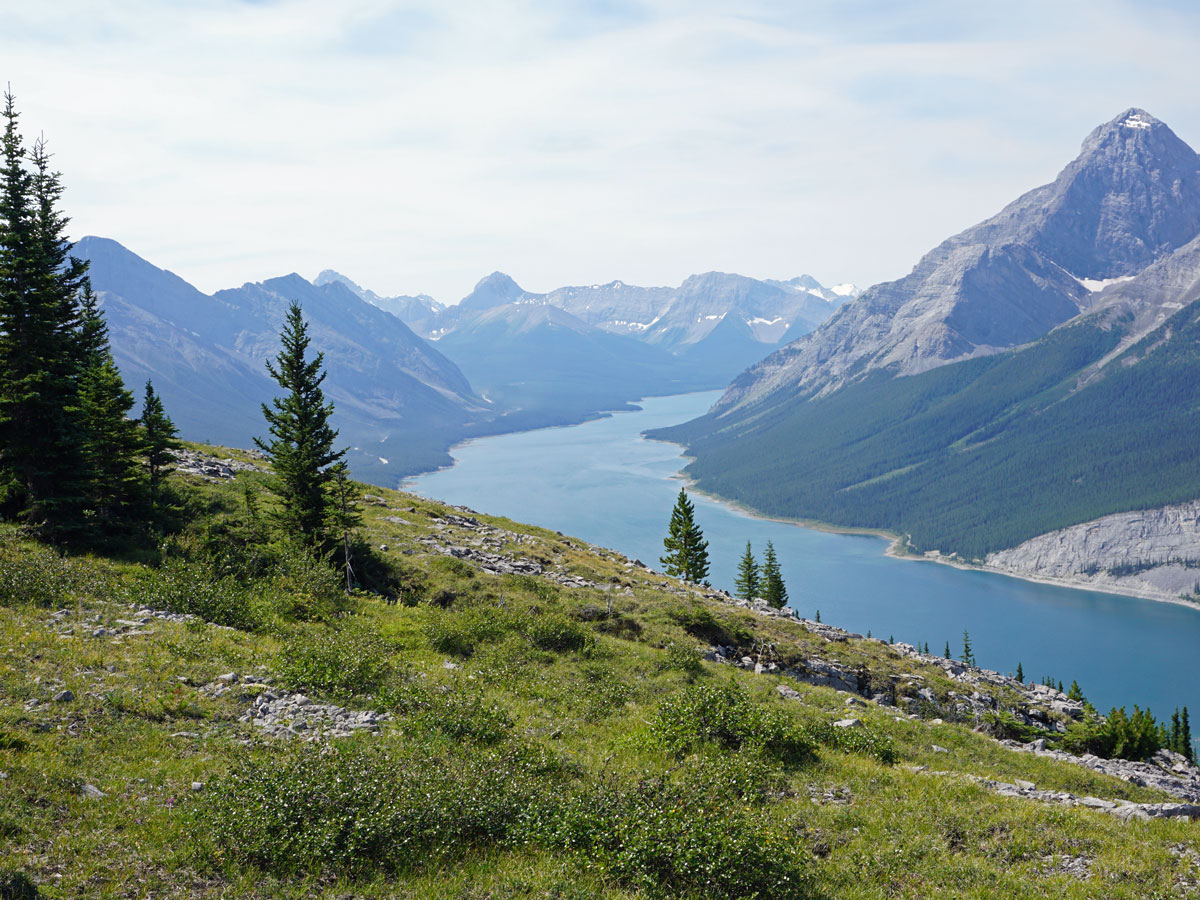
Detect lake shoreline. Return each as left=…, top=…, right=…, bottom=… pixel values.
left=654, top=438, right=1200, bottom=613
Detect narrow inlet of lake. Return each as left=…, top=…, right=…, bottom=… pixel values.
left=406, top=391, right=1200, bottom=719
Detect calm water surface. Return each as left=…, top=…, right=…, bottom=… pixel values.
left=407, top=391, right=1200, bottom=718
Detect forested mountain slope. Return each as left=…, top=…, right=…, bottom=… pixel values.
left=655, top=298, right=1200, bottom=558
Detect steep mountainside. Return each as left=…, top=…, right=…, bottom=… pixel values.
left=715, top=109, right=1200, bottom=413
left=78, top=238, right=486, bottom=482
left=653, top=110, right=1200, bottom=569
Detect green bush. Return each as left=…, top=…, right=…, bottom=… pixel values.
left=0, top=532, right=105, bottom=608
left=667, top=605, right=751, bottom=647
left=506, top=573, right=559, bottom=601
left=383, top=680, right=514, bottom=745
left=807, top=719, right=897, bottom=765
left=524, top=612, right=592, bottom=653
left=123, top=559, right=261, bottom=631
left=260, top=544, right=351, bottom=622
left=578, top=664, right=634, bottom=722
left=663, top=642, right=704, bottom=678
left=651, top=682, right=815, bottom=764
left=979, top=710, right=1044, bottom=744
left=426, top=606, right=517, bottom=657
left=524, top=769, right=807, bottom=900
left=195, top=743, right=557, bottom=876
left=278, top=624, right=390, bottom=697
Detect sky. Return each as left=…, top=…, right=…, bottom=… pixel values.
left=4, top=0, right=1200, bottom=304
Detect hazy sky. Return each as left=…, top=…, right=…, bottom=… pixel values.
left=5, top=0, right=1200, bottom=303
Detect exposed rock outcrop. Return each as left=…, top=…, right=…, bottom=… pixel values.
left=983, top=500, right=1200, bottom=603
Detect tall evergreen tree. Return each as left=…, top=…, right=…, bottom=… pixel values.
left=960, top=630, right=975, bottom=666
left=761, top=540, right=788, bottom=609
left=139, top=379, right=179, bottom=510
left=255, top=301, right=346, bottom=546
left=0, top=96, right=92, bottom=538
left=660, top=487, right=709, bottom=583
left=734, top=541, right=760, bottom=600
left=76, top=285, right=143, bottom=525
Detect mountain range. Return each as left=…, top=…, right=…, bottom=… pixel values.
left=80, top=237, right=851, bottom=484
left=653, top=108, right=1200, bottom=563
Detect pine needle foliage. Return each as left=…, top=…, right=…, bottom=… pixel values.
left=734, top=541, right=759, bottom=600
left=660, top=487, right=709, bottom=583
left=761, top=540, right=787, bottom=609
left=255, top=301, right=346, bottom=547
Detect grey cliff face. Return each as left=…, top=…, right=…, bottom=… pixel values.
left=984, top=500, right=1200, bottom=603
left=713, top=109, right=1200, bottom=414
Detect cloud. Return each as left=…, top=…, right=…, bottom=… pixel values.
left=4, top=0, right=1200, bottom=302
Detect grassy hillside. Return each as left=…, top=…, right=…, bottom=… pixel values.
left=1, top=450, right=1198, bottom=899
left=653, top=304, right=1200, bottom=558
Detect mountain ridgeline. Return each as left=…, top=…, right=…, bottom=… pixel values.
left=81, top=238, right=850, bottom=484
left=653, top=109, right=1200, bottom=560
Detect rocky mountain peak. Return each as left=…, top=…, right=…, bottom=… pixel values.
left=709, top=108, right=1200, bottom=414
left=459, top=271, right=528, bottom=312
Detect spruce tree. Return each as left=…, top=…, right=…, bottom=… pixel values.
left=944, top=641, right=951, bottom=659
left=0, top=96, right=92, bottom=539
left=256, top=301, right=346, bottom=547
left=660, top=487, right=708, bottom=583
left=734, top=541, right=760, bottom=600
left=761, top=540, right=787, bottom=609
left=76, top=286, right=143, bottom=526
left=139, top=379, right=180, bottom=509
left=1015, top=661, right=1024, bottom=683
left=960, top=630, right=975, bottom=666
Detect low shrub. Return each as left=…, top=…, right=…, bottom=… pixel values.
left=426, top=606, right=517, bottom=657
left=524, top=612, right=592, bottom=653
left=667, top=605, right=751, bottom=647
left=194, top=743, right=557, bottom=876
left=578, top=664, right=634, bottom=722
left=383, top=680, right=514, bottom=745
left=651, top=682, right=815, bottom=764
left=259, top=544, right=351, bottom=622
left=0, top=532, right=105, bottom=608
left=278, top=624, right=391, bottom=697
left=662, top=642, right=704, bottom=679
left=506, top=574, right=559, bottom=602
left=524, top=769, right=808, bottom=900
left=807, top=719, right=897, bottom=764
left=121, top=559, right=261, bottom=631
left=979, top=710, right=1044, bottom=743
left=0, top=869, right=38, bottom=900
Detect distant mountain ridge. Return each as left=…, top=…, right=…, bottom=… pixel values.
left=315, top=267, right=854, bottom=414
left=78, top=238, right=486, bottom=483
left=79, top=238, right=851, bottom=483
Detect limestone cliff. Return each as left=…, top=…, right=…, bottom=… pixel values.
left=983, top=501, right=1200, bottom=603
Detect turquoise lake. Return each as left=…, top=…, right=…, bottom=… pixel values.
left=406, top=391, right=1200, bottom=719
